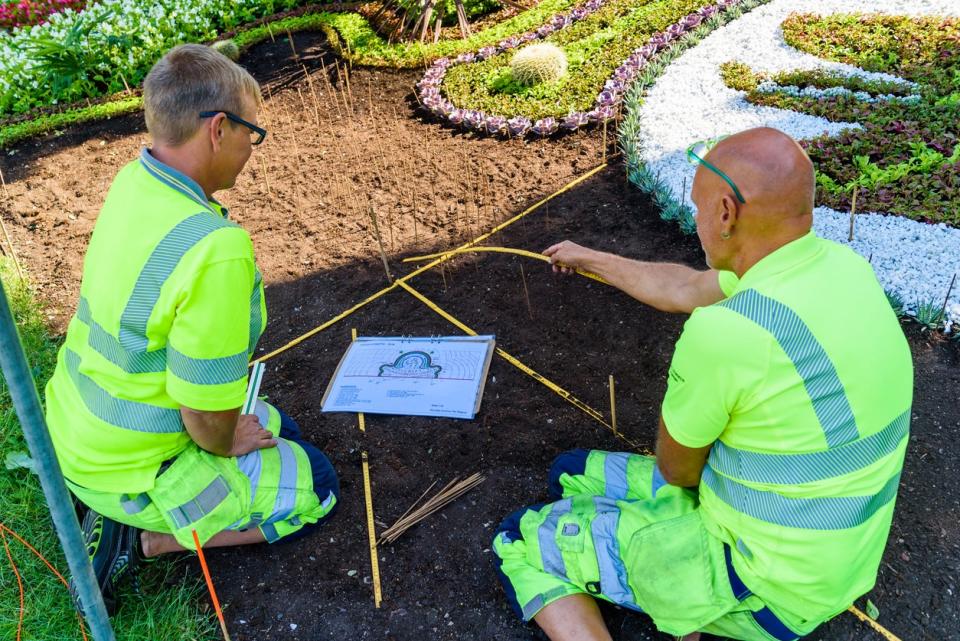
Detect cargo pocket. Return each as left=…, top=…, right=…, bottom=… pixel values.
left=623, top=511, right=734, bottom=636
left=147, top=446, right=249, bottom=548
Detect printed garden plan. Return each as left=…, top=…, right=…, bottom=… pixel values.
left=321, top=336, right=496, bottom=419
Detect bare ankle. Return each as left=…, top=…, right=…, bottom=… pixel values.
left=140, top=530, right=155, bottom=558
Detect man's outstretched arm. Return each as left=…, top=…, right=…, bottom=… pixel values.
left=543, top=241, right=724, bottom=314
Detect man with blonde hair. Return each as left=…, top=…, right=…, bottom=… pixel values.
left=492, top=127, right=912, bottom=640
left=45, top=44, right=339, bottom=613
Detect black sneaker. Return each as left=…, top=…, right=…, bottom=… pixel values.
left=70, top=508, right=142, bottom=616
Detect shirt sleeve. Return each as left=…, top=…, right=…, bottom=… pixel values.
left=661, top=307, right=754, bottom=448
left=717, top=270, right=739, bottom=298
left=165, top=257, right=255, bottom=411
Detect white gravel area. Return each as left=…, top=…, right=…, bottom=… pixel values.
left=631, top=0, right=960, bottom=324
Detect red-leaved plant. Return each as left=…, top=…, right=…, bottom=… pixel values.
left=0, top=0, right=87, bottom=30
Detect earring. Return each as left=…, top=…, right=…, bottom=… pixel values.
left=720, top=231, right=731, bottom=240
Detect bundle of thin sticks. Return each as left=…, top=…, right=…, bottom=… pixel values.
left=378, top=473, right=486, bottom=545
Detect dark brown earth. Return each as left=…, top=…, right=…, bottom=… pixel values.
left=1, top=30, right=957, bottom=641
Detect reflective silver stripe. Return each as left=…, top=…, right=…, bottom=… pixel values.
left=248, top=271, right=263, bottom=357
left=591, top=497, right=642, bottom=611
left=650, top=464, right=667, bottom=498
left=521, top=585, right=574, bottom=621
left=709, top=410, right=910, bottom=485
left=718, top=290, right=859, bottom=447
left=537, top=499, right=572, bottom=579
left=602, top=453, right=630, bottom=500
left=702, top=466, right=901, bottom=530
left=253, top=399, right=270, bottom=426
left=227, top=512, right=263, bottom=532
left=120, top=492, right=151, bottom=515
left=236, top=449, right=263, bottom=505
left=320, top=490, right=336, bottom=511
left=167, top=476, right=231, bottom=529
left=261, top=522, right=281, bottom=543
left=264, top=440, right=299, bottom=525
left=119, top=213, right=233, bottom=352
left=166, top=344, right=249, bottom=386
left=76, top=297, right=166, bottom=373
left=522, top=594, right=545, bottom=620
left=65, top=348, right=183, bottom=434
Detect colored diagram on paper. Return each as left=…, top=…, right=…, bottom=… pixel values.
left=322, top=336, right=496, bottom=419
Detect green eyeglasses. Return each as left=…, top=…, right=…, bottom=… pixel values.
left=200, top=111, right=267, bottom=145
left=686, top=136, right=746, bottom=204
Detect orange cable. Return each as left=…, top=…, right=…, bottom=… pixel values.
left=0, top=522, right=89, bottom=641
left=192, top=529, right=232, bottom=641
left=1, top=527, right=25, bottom=641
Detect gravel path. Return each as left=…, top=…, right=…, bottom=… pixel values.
left=630, top=0, right=960, bottom=324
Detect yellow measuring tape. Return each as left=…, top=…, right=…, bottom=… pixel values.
left=351, top=328, right=366, bottom=433
left=846, top=605, right=904, bottom=641
left=251, top=163, right=608, bottom=366
left=360, top=451, right=382, bottom=608
left=402, top=246, right=610, bottom=285
left=396, top=280, right=644, bottom=452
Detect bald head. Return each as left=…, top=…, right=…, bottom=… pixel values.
left=706, top=126, right=815, bottom=224
left=691, top=127, right=815, bottom=274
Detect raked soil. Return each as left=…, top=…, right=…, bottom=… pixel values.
left=1, top=30, right=957, bottom=641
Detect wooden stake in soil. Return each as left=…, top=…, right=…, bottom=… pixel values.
left=412, top=188, right=419, bottom=245
left=286, top=29, right=299, bottom=60
left=520, top=263, right=534, bottom=320
left=303, top=65, right=322, bottom=128
left=361, top=451, right=383, bottom=608
left=938, top=273, right=957, bottom=324
left=609, top=375, right=618, bottom=437
left=320, top=60, right=344, bottom=120
left=601, top=117, right=608, bottom=163
left=848, top=186, right=859, bottom=242
left=368, top=207, right=393, bottom=283
left=119, top=72, right=132, bottom=96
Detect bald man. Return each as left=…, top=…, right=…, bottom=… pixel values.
left=491, top=128, right=912, bottom=641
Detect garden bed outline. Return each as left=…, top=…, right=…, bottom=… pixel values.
left=227, top=158, right=909, bottom=641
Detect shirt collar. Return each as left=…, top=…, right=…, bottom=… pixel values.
left=138, top=148, right=228, bottom=218
left=734, top=231, right=822, bottom=291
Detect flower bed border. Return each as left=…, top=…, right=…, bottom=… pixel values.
left=0, top=0, right=586, bottom=148
left=415, top=0, right=748, bottom=137
left=618, top=0, right=767, bottom=232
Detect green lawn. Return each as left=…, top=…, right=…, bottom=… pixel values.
left=0, top=261, right=217, bottom=641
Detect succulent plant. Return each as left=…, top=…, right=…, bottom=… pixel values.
left=510, top=43, right=568, bottom=87
left=210, top=39, right=240, bottom=62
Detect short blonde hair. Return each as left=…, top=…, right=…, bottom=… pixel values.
left=144, top=44, right=260, bottom=146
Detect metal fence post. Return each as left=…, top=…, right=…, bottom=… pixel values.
left=0, top=280, right=116, bottom=641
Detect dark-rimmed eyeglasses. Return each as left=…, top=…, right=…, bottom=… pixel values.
left=199, top=111, right=267, bottom=145
left=686, top=136, right=746, bottom=204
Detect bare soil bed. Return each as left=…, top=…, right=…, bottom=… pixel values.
left=1, top=31, right=957, bottom=641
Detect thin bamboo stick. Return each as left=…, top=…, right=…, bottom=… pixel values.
left=609, top=375, right=618, bottom=437
left=378, top=474, right=486, bottom=544
left=848, top=186, right=859, bottom=242
left=520, top=263, right=533, bottom=320
left=303, top=65, right=322, bottom=128
left=368, top=207, right=393, bottom=283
